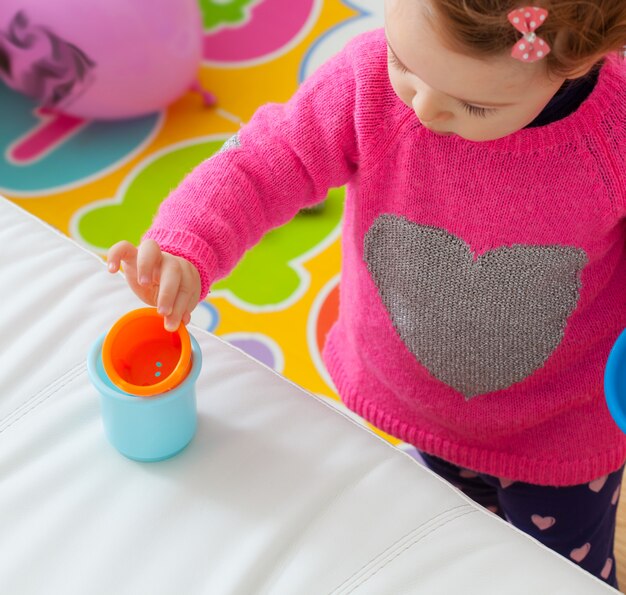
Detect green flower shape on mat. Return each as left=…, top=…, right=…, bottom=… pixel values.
left=76, top=141, right=222, bottom=253
left=75, top=137, right=344, bottom=308
left=212, top=188, right=343, bottom=308
left=200, top=0, right=260, bottom=31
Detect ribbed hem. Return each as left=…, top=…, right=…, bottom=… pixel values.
left=323, top=331, right=626, bottom=487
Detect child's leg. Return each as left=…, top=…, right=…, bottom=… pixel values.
left=419, top=452, right=503, bottom=518
left=486, top=466, right=624, bottom=588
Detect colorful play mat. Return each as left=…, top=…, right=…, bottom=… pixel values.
left=1, top=2, right=407, bottom=444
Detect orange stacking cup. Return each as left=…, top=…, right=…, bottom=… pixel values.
left=101, top=308, right=192, bottom=397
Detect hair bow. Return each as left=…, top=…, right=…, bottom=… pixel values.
left=507, top=6, right=551, bottom=63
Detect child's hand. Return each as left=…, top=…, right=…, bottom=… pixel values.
left=107, top=240, right=201, bottom=331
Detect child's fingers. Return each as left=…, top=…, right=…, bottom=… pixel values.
left=106, top=240, right=162, bottom=308
left=107, top=241, right=137, bottom=273
left=152, top=260, right=162, bottom=286
left=178, top=270, right=201, bottom=328
left=155, top=258, right=182, bottom=318
left=165, top=286, right=194, bottom=332
left=109, top=242, right=198, bottom=328
left=136, top=240, right=162, bottom=287
left=182, top=293, right=198, bottom=327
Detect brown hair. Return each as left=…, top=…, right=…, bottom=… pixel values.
left=428, top=1, right=626, bottom=77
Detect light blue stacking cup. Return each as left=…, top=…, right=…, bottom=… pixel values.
left=87, top=333, right=202, bottom=462
left=604, top=328, right=626, bottom=434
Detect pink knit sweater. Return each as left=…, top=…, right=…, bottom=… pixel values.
left=145, top=29, right=626, bottom=486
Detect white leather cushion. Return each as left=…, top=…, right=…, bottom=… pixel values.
left=0, top=198, right=615, bottom=594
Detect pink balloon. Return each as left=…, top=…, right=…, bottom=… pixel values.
left=0, top=0, right=203, bottom=119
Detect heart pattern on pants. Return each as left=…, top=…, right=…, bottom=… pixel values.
left=589, top=475, right=608, bottom=493
left=570, top=543, right=591, bottom=562
left=601, top=558, right=613, bottom=580
left=363, top=215, right=587, bottom=398
left=531, top=514, right=556, bottom=531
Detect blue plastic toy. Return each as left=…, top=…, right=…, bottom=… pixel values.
left=87, top=308, right=202, bottom=462
left=604, top=328, right=626, bottom=433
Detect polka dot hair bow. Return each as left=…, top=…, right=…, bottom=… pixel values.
left=507, top=6, right=551, bottom=63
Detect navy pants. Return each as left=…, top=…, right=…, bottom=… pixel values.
left=420, top=452, right=624, bottom=588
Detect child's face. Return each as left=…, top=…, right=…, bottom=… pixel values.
left=384, top=0, right=566, bottom=141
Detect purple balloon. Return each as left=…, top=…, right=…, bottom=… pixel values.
left=0, top=0, right=202, bottom=119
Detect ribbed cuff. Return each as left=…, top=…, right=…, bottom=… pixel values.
left=143, top=228, right=218, bottom=301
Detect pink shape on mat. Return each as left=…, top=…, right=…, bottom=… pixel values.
left=8, top=108, right=85, bottom=164
left=203, top=0, right=315, bottom=62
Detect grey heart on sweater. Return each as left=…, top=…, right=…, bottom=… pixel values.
left=363, top=214, right=587, bottom=398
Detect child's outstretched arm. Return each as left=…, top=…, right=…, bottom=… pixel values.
left=142, top=36, right=362, bottom=305
left=107, top=239, right=201, bottom=331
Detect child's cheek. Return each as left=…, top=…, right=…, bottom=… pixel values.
left=387, top=70, right=414, bottom=109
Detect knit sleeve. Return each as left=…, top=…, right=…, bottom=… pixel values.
left=143, top=40, right=359, bottom=300
left=607, top=57, right=626, bottom=216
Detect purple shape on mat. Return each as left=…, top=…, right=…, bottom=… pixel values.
left=229, top=338, right=276, bottom=369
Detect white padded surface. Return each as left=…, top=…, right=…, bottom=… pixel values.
left=0, top=197, right=616, bottom=594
